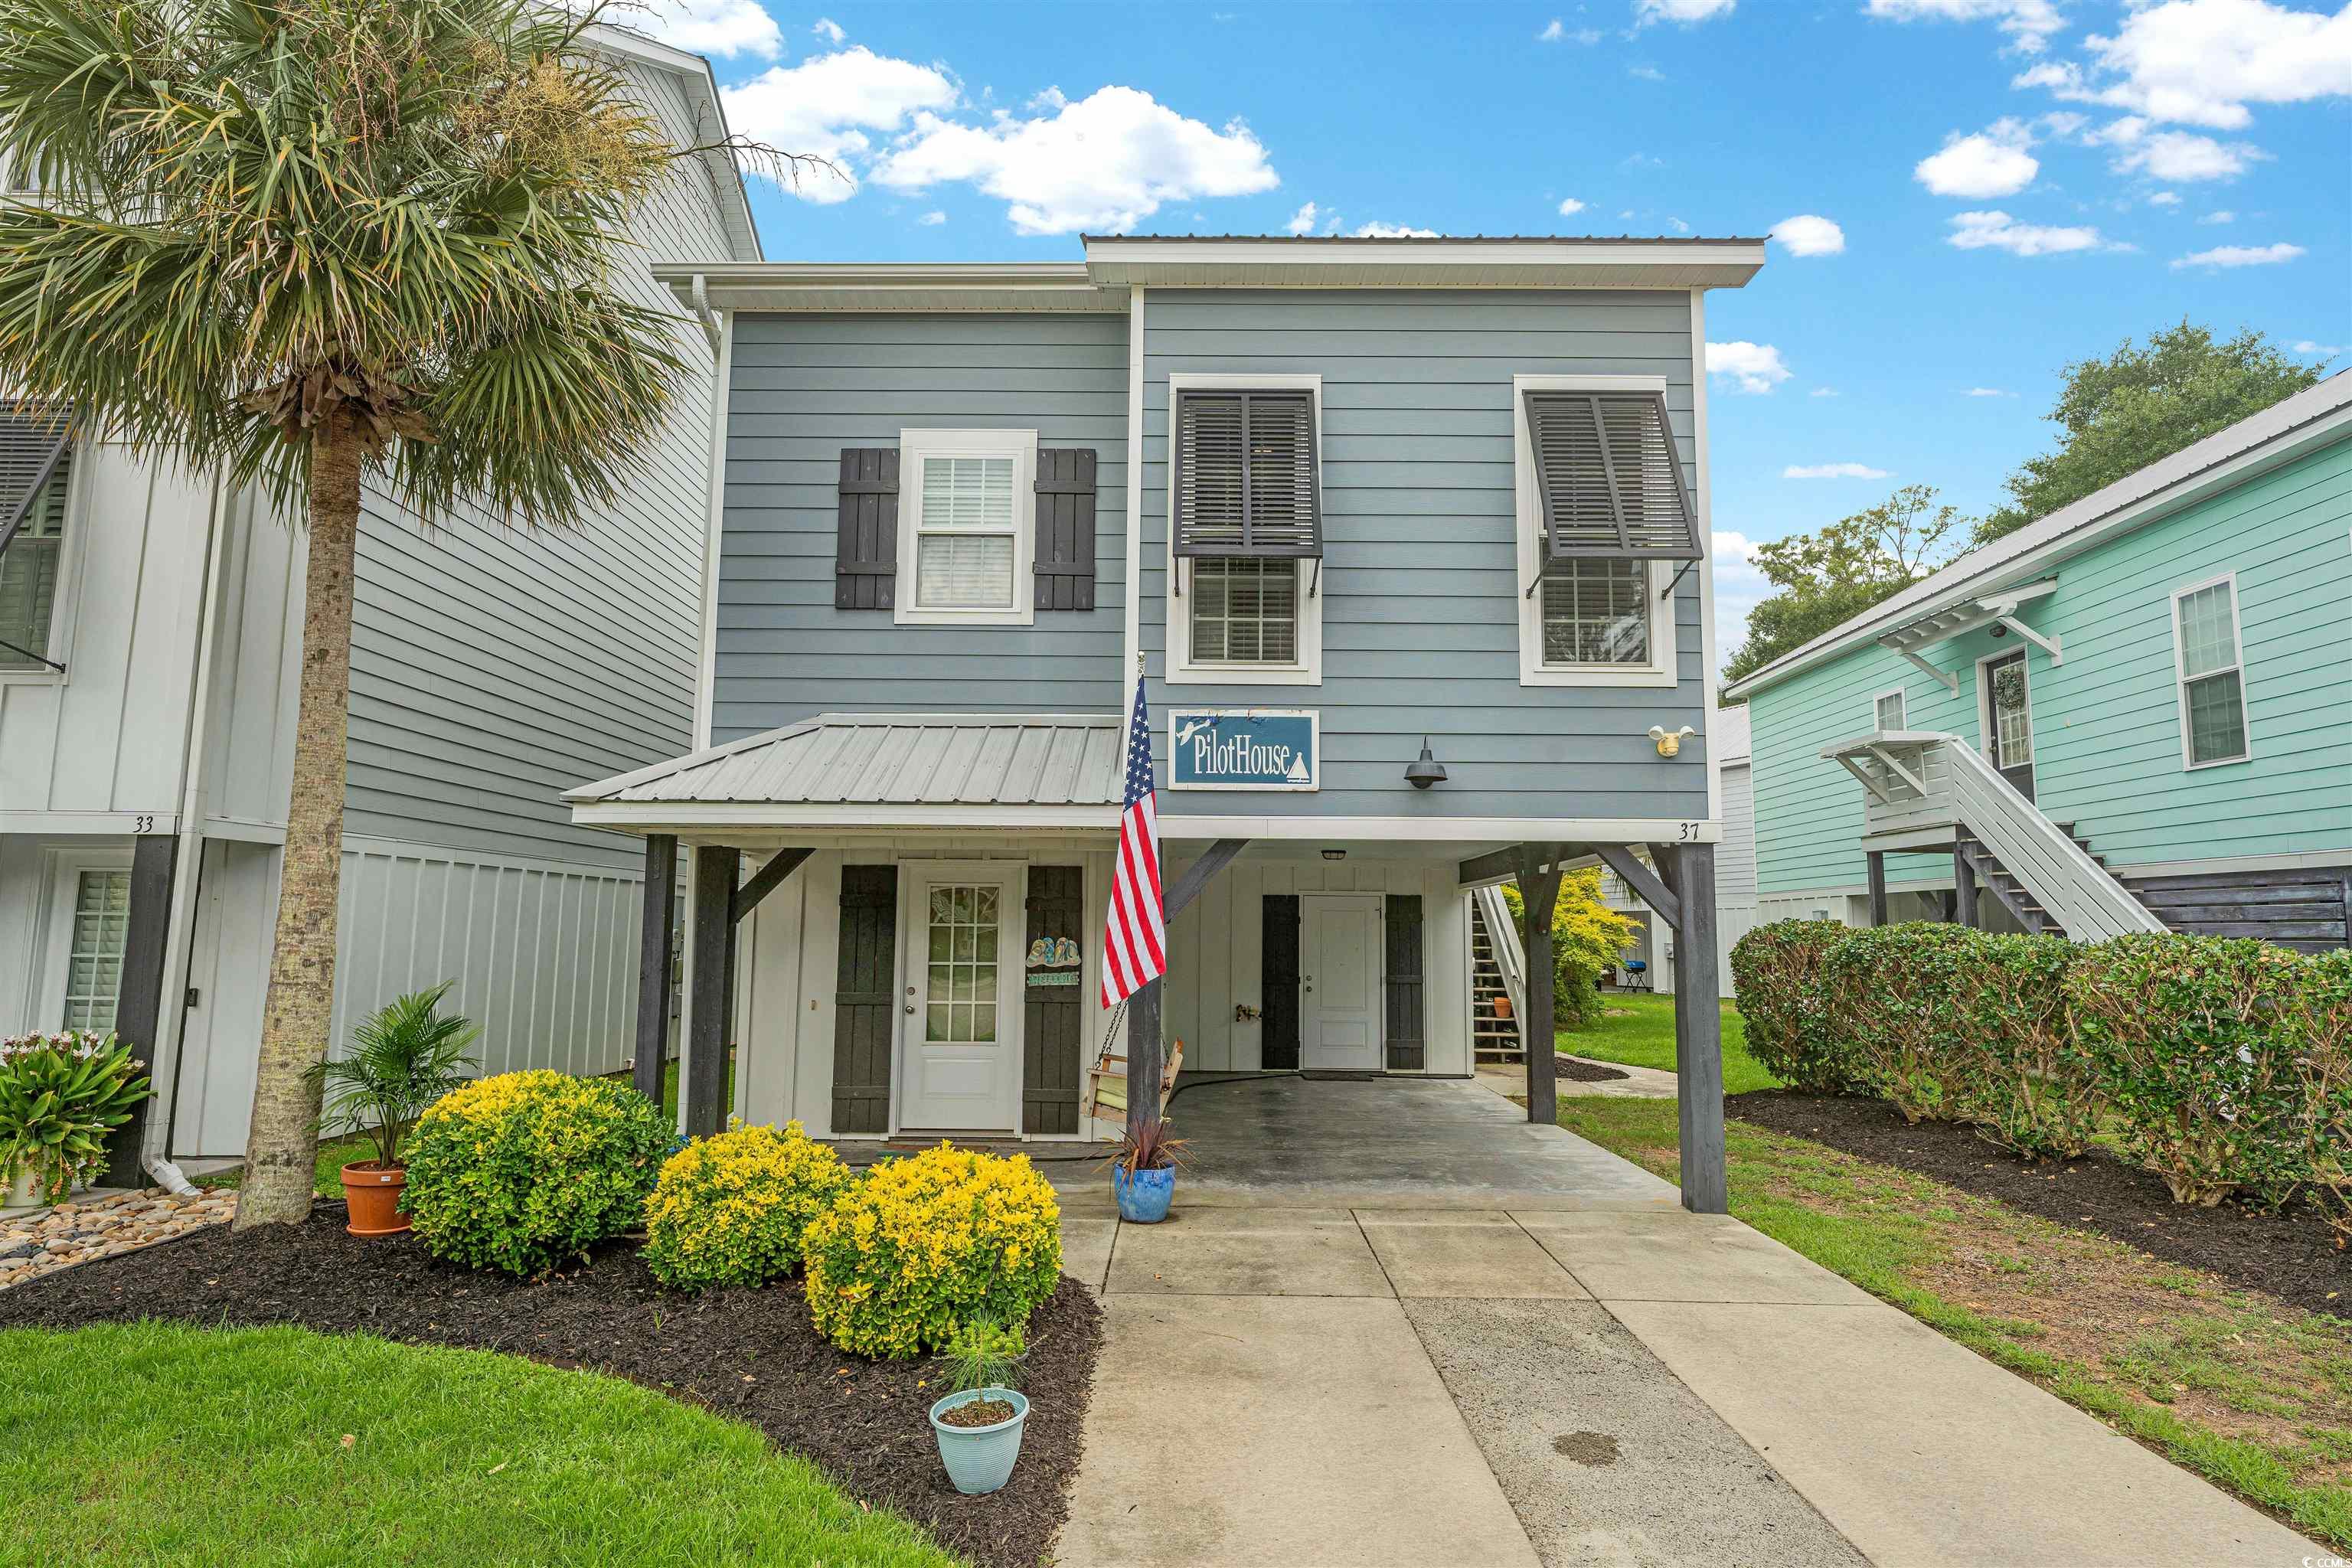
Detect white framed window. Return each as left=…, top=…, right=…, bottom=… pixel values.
left=2171, top=573, right=2249, bottom=769
left=38, top=853, right=133, bottom=1033
left=1873, top=686, right=1906, bottom=732
left=1165, top=373, right=1323, bottom=685
left=1513, top=374, right=1681, bottom=688
left=893, top=428, right=1037, bottom=626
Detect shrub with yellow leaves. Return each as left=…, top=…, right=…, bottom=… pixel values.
left=800, top=1142, right=1061, bottom=1360
left=642, top=1119, right=854, bottom=1291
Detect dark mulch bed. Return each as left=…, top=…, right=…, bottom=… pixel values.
left=1730, top=1089, right=2350, bottom=1319
left=1555, top=1055, right=1631, bottom=1083
left=0, top=1210, right=1102, bottom=1568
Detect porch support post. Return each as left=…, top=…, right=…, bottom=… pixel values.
left=1866, top=849, right=1889, bottom=928
left=1664, top=841, right=1727, bottom=1214
left=1126, top=838, right=1249, bottom=1144
left=103, top=833, right=179, bottom=1187
left=1517, top=843, right=1565, bottom=1126
left=1953, top=841, right=1979, bottom=929
left=684, top=844, right=737, bottom=1138
left=633, top=834, right=678, bottom=1106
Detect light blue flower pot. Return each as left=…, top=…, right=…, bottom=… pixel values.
left=1112, top=1164, right=1174, bottom=1223
left=929, top=1387, right=1029, bottom=1495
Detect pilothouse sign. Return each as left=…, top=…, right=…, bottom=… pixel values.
left=1167, top=709, right=1319, bottom=792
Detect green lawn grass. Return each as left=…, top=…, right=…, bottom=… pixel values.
left=0, top=1321, right=957, bottom=1568
left=1555, top=991, right=1782, bottom=1095
left=1557, top=1093, right=2352, bottom=1550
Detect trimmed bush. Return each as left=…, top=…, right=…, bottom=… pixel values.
left=403, top=1070, right=671, bottom=1276
left=1945, top=933, right=2096, bottom=1159
left=2284, top=949, right=2352, bottom=1243
left=642, top=1120, right=854, bottom=1292
left=1823, top=923, right=1975, bottom=1122
left=801, top=1142, right=1061, bottom=1360
left=2066, top=935, right=2308, bottom=1207
left=1730, top=920, right=1861, bottom=1093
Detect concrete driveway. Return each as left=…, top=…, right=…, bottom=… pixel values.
left=1051, top=1078, right=2321, bottom=1568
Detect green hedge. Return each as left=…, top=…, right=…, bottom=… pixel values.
left=1734, top=918, right=2350, bottom=1234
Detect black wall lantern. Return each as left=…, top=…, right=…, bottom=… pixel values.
left=1404, top=736, right=1448, bottom=789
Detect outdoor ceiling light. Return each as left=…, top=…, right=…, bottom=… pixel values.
left=1405, top=736, right=1449, bottom=789
left=1321, top=848, right=1347, bottom=861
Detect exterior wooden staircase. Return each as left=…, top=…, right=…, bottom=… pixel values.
left=1954, top=819, right=2106, bottom=938
left=1468, top=887, right=1524, bottom=1063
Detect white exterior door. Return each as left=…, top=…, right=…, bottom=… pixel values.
left=1302, top=894, right=1382, bottom=1070
left=898, top=869, right=1021, bottom=1132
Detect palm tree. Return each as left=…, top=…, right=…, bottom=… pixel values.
left=0, top=0, right=772, bottom=1227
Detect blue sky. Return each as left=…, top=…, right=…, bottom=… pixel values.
left=639, top=0, right=2351, bottom=663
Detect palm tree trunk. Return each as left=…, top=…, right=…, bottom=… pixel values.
left=234, top=413, right=363, bottom=1230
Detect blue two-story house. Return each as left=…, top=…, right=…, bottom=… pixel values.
left=567, top=235, right=1765, bottom=1210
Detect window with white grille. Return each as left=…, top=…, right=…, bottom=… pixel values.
left=1873, top=688, right=1906, bottom=732
left=61, top=869, right=130, bottom=1033
left=1166, top=376, right=1325, bottom=684
left=1540, top=559, right=1650, bottom=666
left=894, top=430, right=1037, bottom=626
left=1191, top=557, right=1300, bottom=664
left=2172, top=576, right=2249, bottom=768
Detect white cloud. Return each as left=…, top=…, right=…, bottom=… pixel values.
left=812, top=16, right=846, bottom=44
left=2148, top=189, right=2182, bottom=205
left=724, top=48, right=961, bottom=201
left=1784, top=462, right=1893, bottom=479
left=2170, top=240, right=2305, bottom=267
left=1963, top=386, right=2016, bottom=396
left=1636, top=0, right=1736, bottom=23
left=1710, top=530, right=1770, bottom=672
left=1285, top=201, right=1321, bottom=236
left=1540, top=18, right=1605, bottom=42
left=1945, top=209, right=2105, bottom=255
left=917, top=210, right=946, bottom=226
left=2098, top=120, right=2262, bottom=181
left=1706, top=340, right=1792, bottom=394
left=2017, top=0, right=2352, bottom=130
left=1539, top=18, right=1563, bottom=40
left=871, top=85, right=1279, bottom=234
left=2292, top=340, right=2343, bottom=356
left=1864, top=0, right=2064, bottom=55
left=1557, top=197, right=1589, bottom=216
left=1769, top=214, right=1846, bottom=256
left=1914, top=119, right=2040, bottom=198
left=1351, top=221, right=1442, bottom=237
left=1629, top=63, right=1668, bottom=80
left=641, top=0, right=784, bottom=60
left=1811, top=387, right=1840, bottom=397
left=2200, top=208, right=2236, bottom=223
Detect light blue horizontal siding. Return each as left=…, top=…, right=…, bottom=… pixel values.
left=1749, top=436, right=2352, bottom=897
left=1142, top=289, right=1710, bottom=823
left=711, top=312, right=1129, bottom=738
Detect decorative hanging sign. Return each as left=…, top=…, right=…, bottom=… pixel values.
left=1167, top=709, right=1319, bottom=792
left=1025, top=935, right=1083, bottom=987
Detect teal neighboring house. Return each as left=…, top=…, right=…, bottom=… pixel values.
left=1725, top=373, right=2350, bottom=952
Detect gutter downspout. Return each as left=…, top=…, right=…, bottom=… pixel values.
left=689, top=274, right=722, bottom=353
left=1122, top=283, right=1145, bottom=701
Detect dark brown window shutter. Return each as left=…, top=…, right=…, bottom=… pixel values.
left=1033, top=448, right=1096, bottom=611
left=1384, top=894, right=1426, bottom=1072
left=835, top=448, right=898, bottom=609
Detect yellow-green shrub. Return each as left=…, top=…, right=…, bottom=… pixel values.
left=800, top=1142, right=1061, bottom=1360
left=642, top=1121, right=854, bottom=1291
left=403, top=1070, right=670, bottom=1277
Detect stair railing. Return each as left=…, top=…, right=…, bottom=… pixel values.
left=1471, top=883, right=1527, bottom=1044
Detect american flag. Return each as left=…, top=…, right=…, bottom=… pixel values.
left=1100, top=674, right=1166, bottom=1007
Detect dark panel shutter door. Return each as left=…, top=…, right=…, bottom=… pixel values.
left=1384, top=894, right=1425, bottom=1072
left=830, top=866, right=898, bottom=1132
left=1033, top=449, right=1096, bottom=612
left=1022, top=866, right=1086, bottom=1133
left=835, top=448, right=899, bottom=610
left=1262, top=894, right=1301, bottom=1070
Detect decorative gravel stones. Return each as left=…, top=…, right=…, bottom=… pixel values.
left=0, top=1187, right=236, bottom=1289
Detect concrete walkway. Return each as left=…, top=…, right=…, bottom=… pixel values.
left=1054, top=1078, right=2321, bottom=1568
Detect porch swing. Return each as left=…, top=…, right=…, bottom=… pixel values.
left=1083, top=998, right=1184, bottom=1131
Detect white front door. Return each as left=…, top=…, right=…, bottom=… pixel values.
left=1302, top=894, right=1382, bottom=1070
left=899, top=871, right=1021, bottom=1132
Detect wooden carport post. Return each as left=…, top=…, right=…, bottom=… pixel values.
left=633, top=834, right=678, bottom=1106
left=680, top=844, right=815, bottom=1138
left=1595, top=841, right=1726, bottom=1214
left=1515, top=844, right=1566, bottom=1126
left=1125, top=839, right=1249, bottom=1143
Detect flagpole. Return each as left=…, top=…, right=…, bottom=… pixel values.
left=1123, top=653, right=1162, bottom=1146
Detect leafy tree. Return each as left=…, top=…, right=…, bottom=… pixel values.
left=1975, top=323, right=2323, bottom=545
left=1722, top=485, right=1965, bottom=690
left=0, top=0, right=800, bottom=1228
left=1501, top=870, right=1638, bottom=1031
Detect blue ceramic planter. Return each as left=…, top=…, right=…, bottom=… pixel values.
left=1112, top=1164, right=1175, bottom=1223
left=929, top=1388, right=1029, bottom=1494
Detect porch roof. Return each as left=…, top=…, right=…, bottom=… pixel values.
left=565, top=712, right=1125, bottom=834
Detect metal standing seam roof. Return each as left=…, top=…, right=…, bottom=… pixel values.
left=566, top=714, right=1125, bottom=808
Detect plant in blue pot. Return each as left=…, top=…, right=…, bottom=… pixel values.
left=1108, top=1121, right=1184, bottom=1223
left=928, top=1316, right=1031, bottom=1495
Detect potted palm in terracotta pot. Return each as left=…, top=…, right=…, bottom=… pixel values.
left=312, top=983, right=477, bottom=1236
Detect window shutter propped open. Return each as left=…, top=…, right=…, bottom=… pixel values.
left=1524, top=390, right=1701, bottom=564
left=1033, top=448, right=1096, bottom=611
left=1174, top=390, right=1321, bottom=558
left=835, top=447, right=899, bottom=609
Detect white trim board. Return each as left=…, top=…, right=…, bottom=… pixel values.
left=691, top=308, right=734, bottom=751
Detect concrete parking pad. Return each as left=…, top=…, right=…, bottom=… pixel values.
left=1514, top=1208, right=1873, bottom=1305
left=1355, top=1210, right=1590, bottom=1299
left=1611, top=1298, right=2324, bottom=1567
left=1103, top=1206, right=1392, bottom=1297
left=1057, top=1294, right=1543, bottom=1568
left=1403, top=1298, right=1867, bottom=1568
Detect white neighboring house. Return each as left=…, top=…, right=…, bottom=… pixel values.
left=0, top=29, right=754, bottom=1182
left=1599, top=703, right=1757, bottom=994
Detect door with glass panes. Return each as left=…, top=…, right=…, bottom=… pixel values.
left=1982, top=649, right=2034, bottom=800
left=897, top=868, right=1022, bottom=1132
